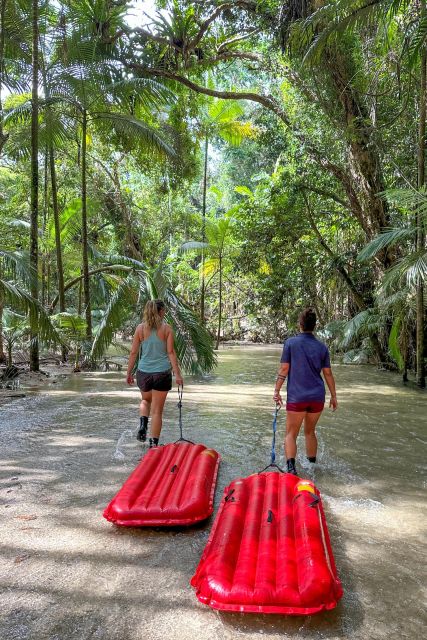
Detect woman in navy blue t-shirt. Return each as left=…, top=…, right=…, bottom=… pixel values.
left=273, top=308, right=338, bottom=475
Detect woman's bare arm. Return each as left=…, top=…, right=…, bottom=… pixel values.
left=322, top=367, right=338, bottom=410
left=273, top=362, right=290, bottom=405
left=126, top=325, right=142, bottom=383
left=166, top=327, right=183, bottom=386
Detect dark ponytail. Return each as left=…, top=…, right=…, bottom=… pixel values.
left=299, top=308, right=316, bottom=331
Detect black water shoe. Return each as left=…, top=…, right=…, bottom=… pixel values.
left=286, top=458, right=297, bottom=476
left=137, top=416, right=148, bottom=442
left=149, top=437, right=159, bottom=448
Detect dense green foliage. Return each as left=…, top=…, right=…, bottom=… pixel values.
left=0, top=0, right=426, bottom=383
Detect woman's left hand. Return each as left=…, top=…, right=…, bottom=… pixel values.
left=126, top=373, right=134, bottom=385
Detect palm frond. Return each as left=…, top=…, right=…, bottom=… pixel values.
left=90, top=274, right=139, bottom=361
left=94, top=111, right=176, bottom=157
left=201, top=257, right=219, bottom=278
left=0, top=249, right=34, bottom=286
left=0, top=279, right=62, bottom=347
left=383, top=250, right=427, bottom=288
left=52, top=312, right=87, bottom=335
left=357, top=227, right=415, bottom=262
left=163, top=290, right=216, bottom=375
left=292, top=0, right=409, bottom=63
left=180, top=241, right=208, bottom=252
left=341, top=309, right=379, bottom=349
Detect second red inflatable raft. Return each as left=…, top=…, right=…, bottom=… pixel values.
left=191, top=472, right=343, bottom=614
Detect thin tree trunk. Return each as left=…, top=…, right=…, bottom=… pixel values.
left=81, top=109, right=92, bottom=340
left=216, top=255, right=222, bottom=350
left=41, top=149, right=48, bottom=306
left=416, top=0, right=426, bottom=388
left=74, top=274, right=82, bottom=370
left=0, top=2, right=6, bottom=363
left=201, top=134, right=208, bottom=324
left=29, top=0, right=39, bottom=372
left=0, top=0, right=9, bottom=155
left=49, top=145, right=67, bottom=361
left=0, top=258, right=5, bottom=363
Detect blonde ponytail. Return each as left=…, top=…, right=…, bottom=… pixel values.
left=143, top=299, right=165, bottom=330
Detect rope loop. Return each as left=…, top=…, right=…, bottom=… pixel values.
left=259, top=403, right=284, bottom=473
left=270, top=403, right=280, bottom=465
left=174, top=384, right=194, bottom=444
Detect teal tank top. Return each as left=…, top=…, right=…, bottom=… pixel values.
left=137, top=328, right=171, bottom=373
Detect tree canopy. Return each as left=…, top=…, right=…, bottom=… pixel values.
left=0, top=0, right=426, bottom=384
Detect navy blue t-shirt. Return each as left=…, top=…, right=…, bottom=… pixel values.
left=280, top=333, right=331, bottom=403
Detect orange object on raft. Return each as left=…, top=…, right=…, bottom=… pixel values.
left=191, top=472, right=343, bottom=614
left=103, top=442, right=220, bottom=527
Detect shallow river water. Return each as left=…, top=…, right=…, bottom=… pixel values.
left=0, top=345, right=426, bottom=640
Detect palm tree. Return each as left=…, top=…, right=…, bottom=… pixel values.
left=50, top=2, right=176, bottom=341
left=5, top=3, right=177, bottom=350
left=182, top=213, right=236, bottom=350
left=29, top=0, right=40, bottom=371
left=196, top=97, right=255, bottom=323
left=47, top=252, right=216, bottom=374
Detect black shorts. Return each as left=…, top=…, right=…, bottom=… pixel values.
left=136, top=370, right=172, bottom=392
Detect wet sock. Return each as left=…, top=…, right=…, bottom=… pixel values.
left=307, top=456, right=316, bottom=463
left=137, top=416, right=148, bottom=442
left=149, top=437, right=159, bottom=448
left=286, top=458, right=297, bottom=475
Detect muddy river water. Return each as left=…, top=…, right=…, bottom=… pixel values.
left=0, top=345, right=426, bottom=639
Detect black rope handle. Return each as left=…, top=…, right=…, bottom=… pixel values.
left=174, top=384, right=194, bottom=444
left=259, top=403, right=284, bottom=473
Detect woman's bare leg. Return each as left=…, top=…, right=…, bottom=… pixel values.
left=140, top=390, right=152, bottom=418
left=303, top=411, right=322, bottom=459
left=150, top=390, right=168, bottom=439
left=285, top=411, right=306, bottom=459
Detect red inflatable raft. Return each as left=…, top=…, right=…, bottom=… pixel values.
left=103, top=442, right=220, bottom=527
left=191, top=472, right=343, bottom=614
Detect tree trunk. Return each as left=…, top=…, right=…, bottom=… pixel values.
left=0, top=258, right=5, bottom=364
left=324, top=47, right=390, bottom=250
left=216, top=255, right=222, bottom=350
left=0, top=0, right=9, bottom=156
left=201, top=134, right=208, bottom=324
left=74, top=274, right=83, bottom=371
left=0, top=2, right=7, bottom=363
left=41, top=149, right=48, bottom=307
left=49, top=144, right=67, bottom=361
left=416, top=3, right=426, bottom=388
left=304, top=194, right=387, bottom=364
left=112, top=161, right=142, bottom=260
left=81, top=109, right=92, bottom=340
left=29, top=0, right=39, bottom=372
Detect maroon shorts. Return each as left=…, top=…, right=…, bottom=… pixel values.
left=136, top=370, right=172, bottom=392
left=286, top=401, right=324, bottom=413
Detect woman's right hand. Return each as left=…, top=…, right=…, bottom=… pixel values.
left=126, top=373, right=134, bottom=385
left=330, top=395, right=338, bottom=411
left=273, top=391, right=283, bottom=406
left=175, top=373, right=184, bottom=387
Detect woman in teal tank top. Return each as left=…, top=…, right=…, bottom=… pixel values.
left=126, top=300, right=183, bottom=446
